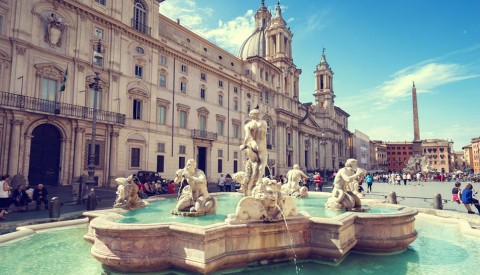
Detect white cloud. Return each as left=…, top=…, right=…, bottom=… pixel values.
left=160, top=1, right=255, bottom=55
left=371, top=62, right=479, bottom=109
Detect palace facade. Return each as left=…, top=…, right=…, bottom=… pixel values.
left=0, top=0, right=350, bottom=187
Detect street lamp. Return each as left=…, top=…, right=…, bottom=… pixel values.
left=85, top=40, right=104, bottom=209
left=320, top=132, right=327, bottom=181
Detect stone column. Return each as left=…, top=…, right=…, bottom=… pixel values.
left=61, top=138, right=72, bottom=185
left=299, top=132, right=305, bottom=168
left=109, top=131, right=119, bottom=187
left=8, top=119, right=23, bottom=176
left=73, top=127, right=85, bottom=178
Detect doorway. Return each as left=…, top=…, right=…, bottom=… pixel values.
left=28, top=124, right=61, bottom=186
left=197, top=147, right=207, bottom=175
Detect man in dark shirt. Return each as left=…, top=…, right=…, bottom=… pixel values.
left=33, top=183, right=49, bottom=210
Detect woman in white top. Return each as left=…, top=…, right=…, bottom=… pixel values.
left=0, top=175, right=12, bottom=220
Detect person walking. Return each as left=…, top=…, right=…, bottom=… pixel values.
left=225, top=174, right=233, bottom=192
left=217, top=173, right=226, bottom=192
left=314, top=172, right=323, bottom=192
left=402, top=173, right=407, bottom=185
left=365, top=173, right=373, bottom=193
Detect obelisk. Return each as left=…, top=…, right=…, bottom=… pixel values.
left=412, top=82, right=422, bottom=155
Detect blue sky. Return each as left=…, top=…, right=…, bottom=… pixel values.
left=160, top=0, right=480, bottom=151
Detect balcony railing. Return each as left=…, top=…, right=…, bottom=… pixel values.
left=131, top=19, right=151, bottom=35
left=0, top=91, right=125, bottom=125
left=191, top=129, right=217, bottom=141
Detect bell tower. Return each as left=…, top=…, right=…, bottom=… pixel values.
left=254, top=0, right=271, bottom=31
left=265, top=1, right=293, bottom=62
left=314, top=49, right=335, bottom=112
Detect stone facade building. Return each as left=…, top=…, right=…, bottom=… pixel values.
left=0, top=0, right=350, bottom=187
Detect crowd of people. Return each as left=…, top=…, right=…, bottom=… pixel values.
left=0, top=174, right=52, bottom=220
left=134, top=176, right=176, bottom=198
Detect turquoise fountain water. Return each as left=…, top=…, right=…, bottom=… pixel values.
left=1, top=216, right=477, bottom=274
left=117, top=193, right=397, bottom=225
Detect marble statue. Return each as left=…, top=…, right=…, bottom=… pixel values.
left=403, top=154, right=436, bottom=175
left=174, top=159, right=216, bottom=216
left=325, top=159, right=365, bottom=211
left=238, top=106, right=268, bottom=196
left=113, top=175, right=148, bottom=209
left=227, top=178, right=298, bottom=223
left=281, top=164, right=309, bottom=198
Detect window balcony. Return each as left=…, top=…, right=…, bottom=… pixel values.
left=131, top=19, right=151, bottom=35
left=0, top=91, right=125, bottom=125
left=191, top=129, right=217, bottom=141
left=267, top=144, right=273, bottom=150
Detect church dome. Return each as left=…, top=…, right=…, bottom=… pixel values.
left=238, top=29, right=266, bottom=60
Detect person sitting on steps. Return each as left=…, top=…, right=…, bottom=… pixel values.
left=461, top=183, right=480, bottom=215
left=33, top=184, right=49, bottom=210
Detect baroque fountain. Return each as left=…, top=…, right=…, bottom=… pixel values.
left=83, top=108, right=418, bottom=274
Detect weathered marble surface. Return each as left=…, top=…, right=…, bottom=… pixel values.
left=326, top=159, right=365, bottom=211
left=84, top=194, right=418, bottom=274
left=113, top=175, right=148, bottom=209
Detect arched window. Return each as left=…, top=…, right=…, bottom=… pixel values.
left=133, top=0, right=149, bottom=34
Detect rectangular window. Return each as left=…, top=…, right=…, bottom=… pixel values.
left=181, top=64, right=188, bottom=73
left=180, top=82, right=187, bottom=93
left=265, top=72, right=269, bottom=81
left=287, top=133, right=291, bottom=146
left=93, top=51, right=103, bottom=67
left=135, top=65, right=143, bottom=78
left=233, top=151, right=238, bottom=159
left=87, top=143, right=101, bottom=166
left=0, top=16, right=3, bottom=35
left=159, top=74, right=166, bottom=87
left=160, top=55, right=168, bottom=66
left=157, top=106, right=166, bottom=125
left=217, top=120, right=224, bottom=136
left=218, top=149, right=223, bottom=157
left=157, top=155, right=164, bottom=173
left=94, top=27, right=104, bottom=39
left=133, top=99, right=142, bottom=120
left=179, top=145, right=186, bottom=154
left=234, top=100, right=238, bottom=111
left=233, top=124, right=239, bottom=139
left=260, top=91, right=263, bottom=101
left=218, top=95, right=223, bottom=106
left=131, top=148, right=140, bottom=167
left=218, top=159, right=223, bottom=173
left=233, top=160, right=238, bottom=173
left=95, top=0, right=106, bottom=4
left=233, top=86, right=238, bottom=94
left=199, top=116, right=207, bottom=131
left=179, top=156, right=185, bottom=169
left=265, top=91, right=269, bottom=104
left=157, top=143, right=165, bottom=152
left=218, top=80, right=223, bottom=88
left=41, top=78, right=57, bottom=101
left=89, top=88, right=102, bottom=110
left=200, top=88, right=205, bottom=100
left=201, top=73, right=207, bottom=81
left=260, top=69, right=263, bottom=79
left=179, top=111, right=187, bottom=129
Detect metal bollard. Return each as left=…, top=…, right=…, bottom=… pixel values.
left=49, top=197, right=60, bottom=218
left=433, top=193, right=443, bottom=210
left=388, top=191, right=397, bottom=204
left=87, top=189, right=97, bottom=211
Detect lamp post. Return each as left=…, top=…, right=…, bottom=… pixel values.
left=85, top=40, right=104, bottom=209
left=320, top=132, right=327, bottom=181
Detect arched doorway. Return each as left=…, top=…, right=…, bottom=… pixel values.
left=28, top=124, right=61, bottom=186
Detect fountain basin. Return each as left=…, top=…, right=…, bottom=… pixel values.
left=84, top=201, right=417, bottom=274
